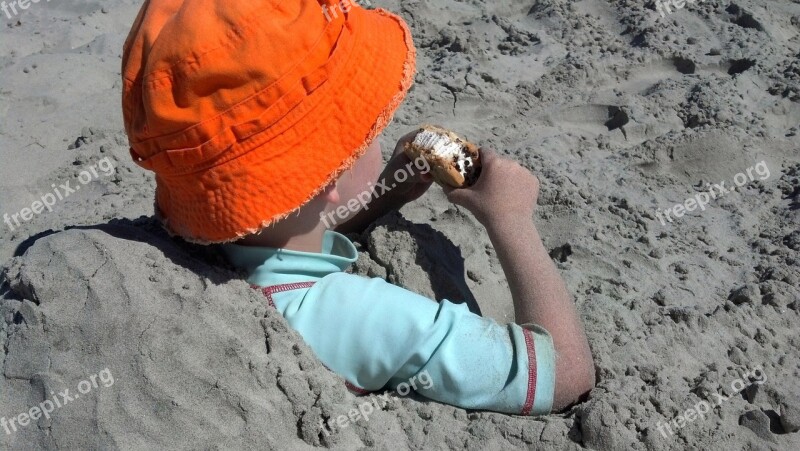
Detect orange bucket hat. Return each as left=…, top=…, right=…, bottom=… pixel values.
left=121, top=0, right=416, bottom=243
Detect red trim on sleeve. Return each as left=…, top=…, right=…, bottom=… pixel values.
left=345, top=381, right=373, bottom=395
left=253, top=281, right=316, bottom=308
left=521, top=328, right=537, bottom=415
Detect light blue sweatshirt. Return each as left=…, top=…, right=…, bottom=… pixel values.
left=222, top=230, right=555, bottom=415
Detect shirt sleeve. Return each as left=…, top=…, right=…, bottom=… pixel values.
left=274, top=272, right=556, bottom=415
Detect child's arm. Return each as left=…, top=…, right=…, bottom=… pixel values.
left=335, top=132, right=432, bottom=235
left=445, top=150, right=595, bottom=411
left=333, top=180, right=406, bottom=235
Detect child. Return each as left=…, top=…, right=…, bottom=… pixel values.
left=121, top=0, right=594, bottom=416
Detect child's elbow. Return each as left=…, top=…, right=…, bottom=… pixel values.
left=552, top=356, right=596, bottom=412
left=575, top=363, right=596, bottom=399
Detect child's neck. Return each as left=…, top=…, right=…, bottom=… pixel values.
left=236, top=220, right=327, bottom=253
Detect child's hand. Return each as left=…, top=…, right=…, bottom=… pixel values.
left=380, top=131, right=434, bottom=208
left=443, top=149, right=540, bottom=226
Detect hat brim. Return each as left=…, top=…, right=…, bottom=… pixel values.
left=156, top=7, right=416, bottom=243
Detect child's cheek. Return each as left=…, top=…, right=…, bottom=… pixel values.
left=358, top=140, right=383, bottom=188
left=368, top=140, right=383, bottom=179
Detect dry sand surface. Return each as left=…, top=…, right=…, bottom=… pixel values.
left=1, top=0, right=799, bottom=449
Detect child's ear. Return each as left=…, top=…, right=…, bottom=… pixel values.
left=322, top=182, right=340, bottom=204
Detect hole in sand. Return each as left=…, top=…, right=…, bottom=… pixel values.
left=726, top=4, right=765, bottom=31
left=728, top=59, right=756, bottom=76
left=605, top=106, right=629, bottom=131
left=549, top=243, right=572, bottom=263
left=672, top=57, right=696, bottom=75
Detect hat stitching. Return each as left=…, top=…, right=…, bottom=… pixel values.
left=133, top=0, right=287, bottom=84
left=129, top=21, right=348, bottom=155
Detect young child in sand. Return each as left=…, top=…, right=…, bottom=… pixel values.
left=121, top=0, right=594, bottom=415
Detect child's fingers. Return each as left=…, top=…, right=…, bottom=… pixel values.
left=442, top=185, right=458, bottom=200
left=443, top=184, right=473, bottom=207
left=392, top=130, right=421, bottom=158
left=478, top=148, right=498, bottom=166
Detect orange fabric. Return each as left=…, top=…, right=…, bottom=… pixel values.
left=121, top=0, right=416, bottom=243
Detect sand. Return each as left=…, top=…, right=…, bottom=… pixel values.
left=1, top=0, right=799, bottom=449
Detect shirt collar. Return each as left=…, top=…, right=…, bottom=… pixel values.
left=220, top=230, right=358, bottom=286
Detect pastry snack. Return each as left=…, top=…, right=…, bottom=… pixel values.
left=403, top=125, right=482, bottom=188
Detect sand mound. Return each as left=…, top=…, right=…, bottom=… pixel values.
left=1, top=223, right=580, bottom=449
